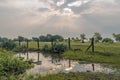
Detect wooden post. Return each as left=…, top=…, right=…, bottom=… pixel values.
left=26, top=40, right=29, bottom=59
left=92, top=64, right=95, bottom=71
left=37, top=40, right=40, bottom=62
left=86, top=37, right=95, bottom=53
left=51, top=39, right=54, bottom=51
left=52, top=57, right=54, bottom=63
left=68, top=38, right=71, bottom=50
left=91, top=38, right=94, bottom=53
left=18, top=39, right=21, bottom=58
left=69, top=59, right=71, bottom=67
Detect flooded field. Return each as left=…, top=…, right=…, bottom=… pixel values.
left=17, top=52, right=117, bottom=75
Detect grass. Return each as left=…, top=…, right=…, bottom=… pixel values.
left=63, top=42, right=120, bottom=69
left=0, top=49, right=34, bottom=79
left=1, top=72, right=120, bottom=80
left=17, top=72, right=120, bottom=80
left=15, top=41, right=120, bottom=68
left=1, top=41, right=120, bottom=80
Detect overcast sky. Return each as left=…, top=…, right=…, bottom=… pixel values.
left=0, top=0, right=120, bottom=38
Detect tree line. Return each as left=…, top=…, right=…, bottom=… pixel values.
left=78, top=33, right=120, bottom=43
left=13, top=34, right=64, bottom=42
left=0, top=33, right=120, bottom=43
left=0, top=33, right=120, bottom=50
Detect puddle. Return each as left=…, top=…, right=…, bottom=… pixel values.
left=17, top=52, right=117, bottom=75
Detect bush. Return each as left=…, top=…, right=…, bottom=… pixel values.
left=13, top=45, right=27, bottom=53
left=102, top=38, right=114, bottom=43
left=41, top=44, right=50, bottom=52
left=52, top=44, right=67, bottom=53
left=0, top=49, right=33, bottom=78
left=1, top=40, right=17, bottom=50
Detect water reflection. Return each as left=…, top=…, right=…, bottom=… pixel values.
left=17, top=52, right=116, bottom=75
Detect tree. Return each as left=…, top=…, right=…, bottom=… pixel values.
left=46, top=34, right=52, bottom=41
left=0, top=37, right=9, bottom=42
left=39, top=35, right=46, bottom=42
left=39, top=34, right=64, bottom=42
left=112, top=33, right=120, bottom=42
left=80, top=33, right=86, bottom=43
left=102, top=38, right=114, bottom=43
left=71, top=37, right=75, bottom=41
left=93, top=32, right=102, bottom=42
left=75, top=37, right=80, bottom=41
left=18, top=36, right=25, bottom=42
left=32, top=37, right=39, bottom=41
left=52, top=35, right=64, bottom=42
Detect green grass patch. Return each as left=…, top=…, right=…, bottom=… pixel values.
left=20, top=72, right=120, bottom=80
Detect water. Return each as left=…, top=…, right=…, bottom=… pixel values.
left=17, top=52, right=116, bottom=75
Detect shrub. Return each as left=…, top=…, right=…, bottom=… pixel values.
left=52, top=44, right=67, bottom=53
left=102, top=38, right=114, bottom=43
left=1, top=40, right=17, bottom=50
left=0, top=49, right=33, bottom=78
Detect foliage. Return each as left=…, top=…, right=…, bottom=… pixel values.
left=18, top=36, right=25, bottom=42
left=13, top=45, right=27, bottom=53
left=20, top=72, right=120, bottom=80
left=1, top=40, right=17, bottom=50
left=32, top=37, right=39, bottom=41
left=113, top=33, right=120, bottom=42
left=52, top=43, right=67, bottom=53
left=1, top=72, right=120, bottom=80
left=41, top=43, right=67, bottom=53
left=0, top=49, right=33, bottom=78
left=63, top=42, right=120, bottom=68
left=13, top=36, right=31, bottom=42
left=80, top=33, right=86, bottom=43
left=41, top=44, right=50, bottom=52
left=0, top=37, right=10, bottom=42
left=93, top=32, right=102, bottom=42
left=102, top=38, right=114, bottom=43
left=39, top=34, right=64, bottom=42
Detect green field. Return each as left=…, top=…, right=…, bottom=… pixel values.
left=16, top=41, right=120, bottom=69
left=21, top=72, right=120, bottom=80
left=1, top=41, right=120, bottom=80
left=63, top=42, right=120, bottom=69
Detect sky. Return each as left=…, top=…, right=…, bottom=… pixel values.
left=0, top=0, right=120, bottom=39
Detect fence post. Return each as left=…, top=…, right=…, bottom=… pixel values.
left=18, top=39, right=21, bottom=58
left=68, top=38, right=71, bottom=50
left=37, top=39, right=40, bottom=62
left=92, top=64, right=95, bottom=71
left=26, top=40, right=29, bottom=59
left=51, top=39, right=54, bottom=51
left=91, top=38, right=94, bottom=53
left=69, top=59, right=71, bottom=67
left=86, top=37, right=95, bottom=53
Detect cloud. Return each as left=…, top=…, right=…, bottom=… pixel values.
left=68, top=1, right=83, bottom=7
left=0, top=0, right=120, bottom=38
left=56, top=0, right=65, bottom=6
